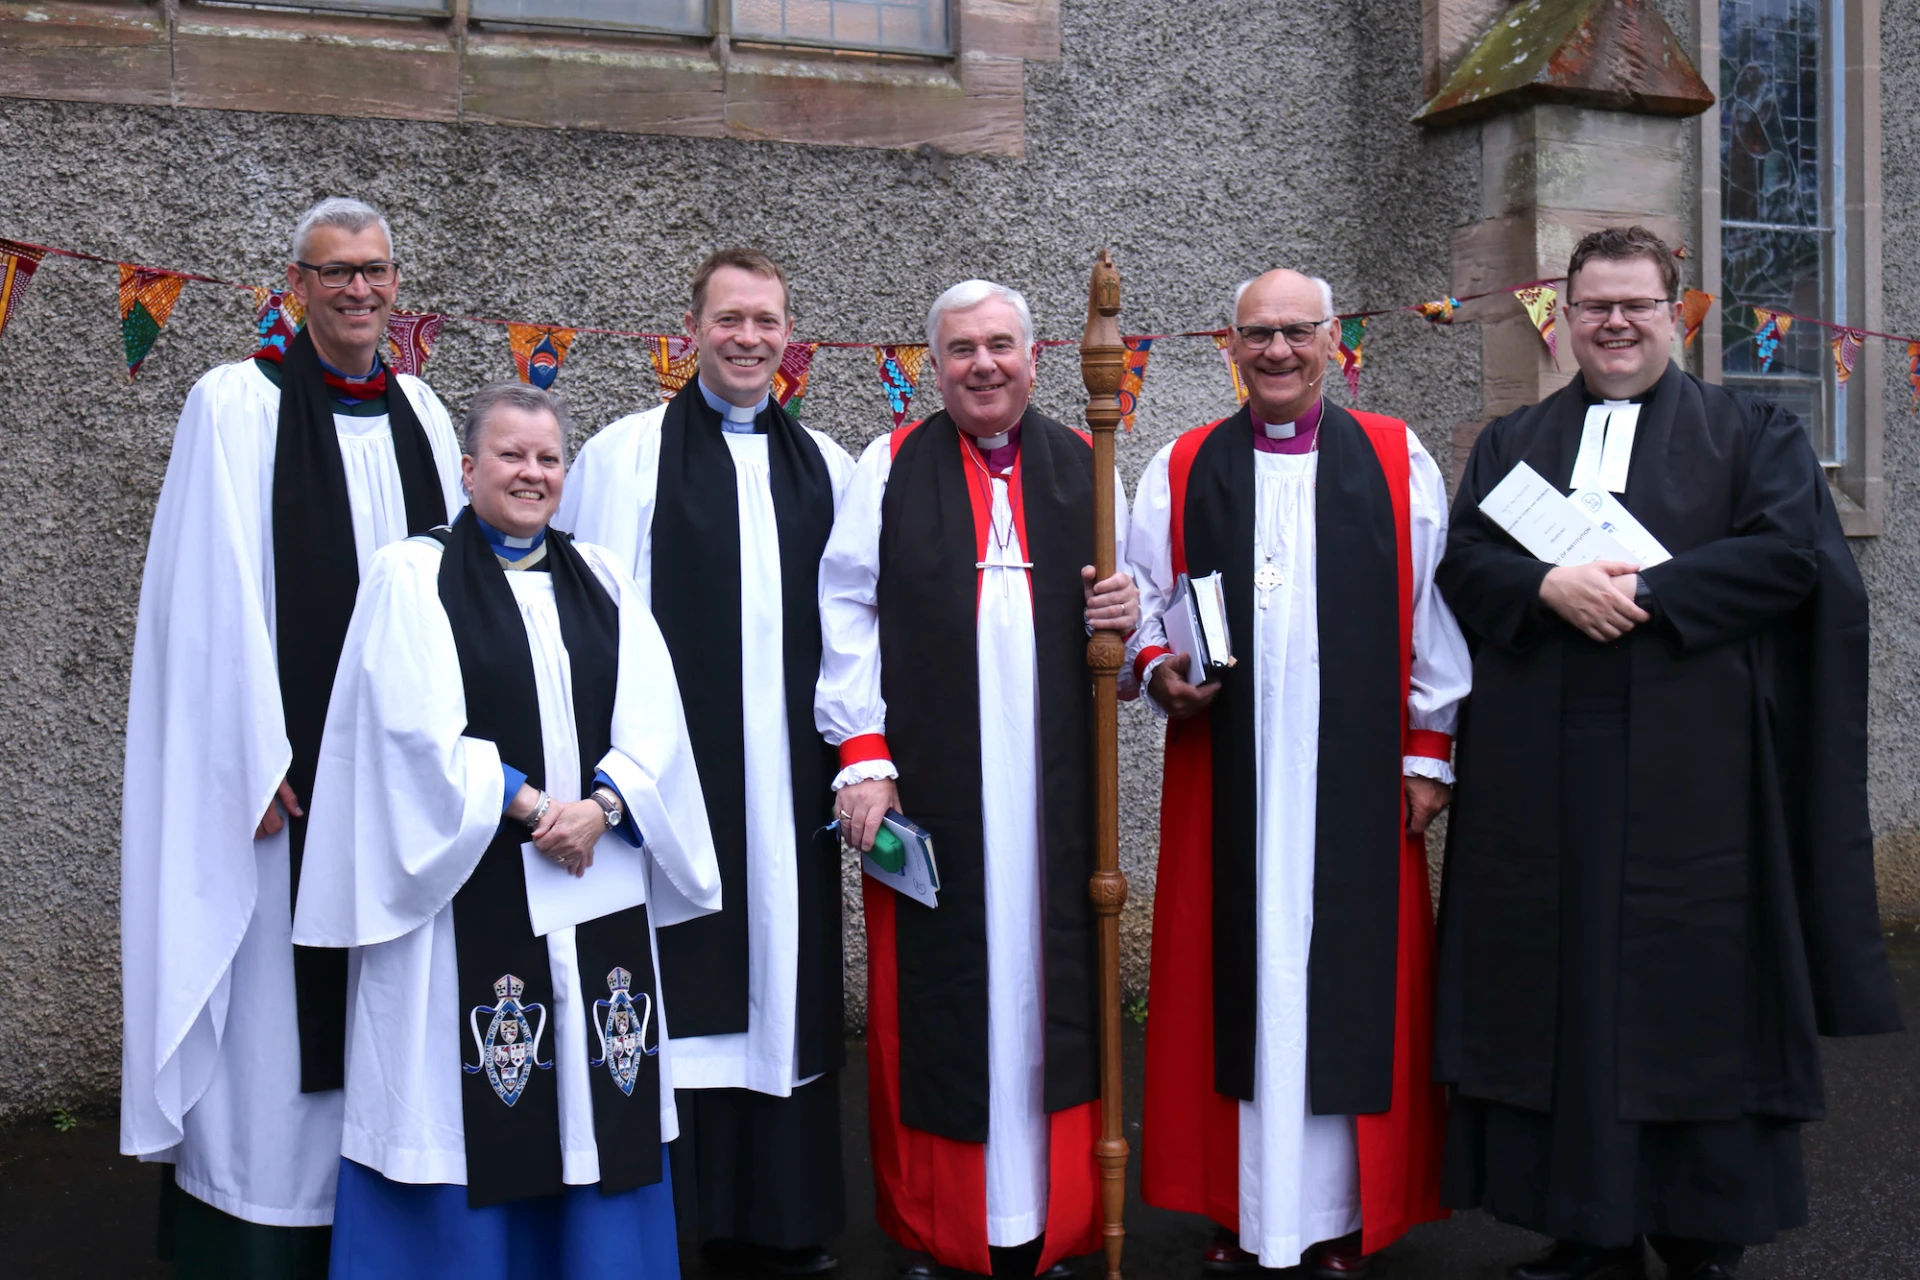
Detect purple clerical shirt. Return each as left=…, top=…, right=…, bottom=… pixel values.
left=1250, top=398, right=1324, bottom=455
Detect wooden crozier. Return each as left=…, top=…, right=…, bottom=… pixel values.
left=1079, top=249, right=1128, bottom=1280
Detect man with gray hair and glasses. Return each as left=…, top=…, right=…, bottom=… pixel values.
left=120, top=196, right=462, bottom=1275
left=818, top=278, right=1137, bottom=1279
left=1127, top=268, right=1470, bottom=1278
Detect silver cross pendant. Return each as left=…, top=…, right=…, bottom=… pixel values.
left=1254, top=557, right=1284, bottom=609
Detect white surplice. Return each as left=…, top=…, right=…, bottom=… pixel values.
left=119, top=359, right=462, bottom=1226
left=1122, top=424, right=1471, bottom=1269
left=815, top=431, right=1129, bottom=1246
left=556, top=403, right=855, bottom=1097
left=292, top=536, right=722, bottom=1185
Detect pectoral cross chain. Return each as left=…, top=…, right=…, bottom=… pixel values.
left=1254, top=557, right=1284, bottom=609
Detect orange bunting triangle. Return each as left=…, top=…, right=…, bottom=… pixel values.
left=118, top=264, right=188, bottom=378
left=774, top=342, right=818, bottom=414
left=507, top=323, right=576, bottom=390
left=647, top=335, right=700, bottom=400
left=1680, top=290, right=1714, bottom=351
left=1119, top=337, right=1154, bottom=431
left=0, top=240, right=47, bottom=350
left=1212, top=333, right=1249, bottom=405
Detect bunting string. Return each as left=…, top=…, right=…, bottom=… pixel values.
left=6, top=232, right=1920, bottom=421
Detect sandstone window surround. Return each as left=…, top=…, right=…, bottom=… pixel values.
left=1696, top=0, right=1883, bottom=534
left=0, top=0, right=1059, bottom=155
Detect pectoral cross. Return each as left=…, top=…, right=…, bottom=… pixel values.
left=1254, top=556, right=1284, bottom=609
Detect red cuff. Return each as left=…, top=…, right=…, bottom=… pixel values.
left=1133, top=644, right=1173, bottom=684
left=1406, top=729, right=1453, bottom=762
left=838, top=733, right=892, bottom=769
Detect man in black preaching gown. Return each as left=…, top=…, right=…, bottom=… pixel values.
left=1434, top=226, right=1902, bottom=1280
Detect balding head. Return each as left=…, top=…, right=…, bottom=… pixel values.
left=1225, top=269, right=1339, bottom=426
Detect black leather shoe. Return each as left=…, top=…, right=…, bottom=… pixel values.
left=1509, top=1240, right=1643, bottom=1280
left=1039, top=1265, right=1077, bottom=1279
left=701, top=1240, right=839, bottom=1275
left=899, top=1251, right=942, bottom=1279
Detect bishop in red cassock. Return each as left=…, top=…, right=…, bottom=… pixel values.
left=1125, top=269, right=1471, bottom=1278
left=815, top=280, right=1136, bottom=1279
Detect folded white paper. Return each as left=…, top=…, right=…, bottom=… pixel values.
left=1570, top=487, right=1671, bottom=567
left=521, top=834, right=650, bottom=937
left=1480, top=461, right=1634, bottom=566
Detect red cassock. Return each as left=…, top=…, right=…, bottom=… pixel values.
left=1137, top=411, right=1447, bottom=1255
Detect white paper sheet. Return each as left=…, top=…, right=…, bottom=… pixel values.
left=1480, top=461, right=1634, bottom=566
left=521, top=834, right=650, bottom=936
left=1570, top=487, right=1671, bottom=567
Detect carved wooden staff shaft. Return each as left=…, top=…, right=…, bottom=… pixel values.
left=1080, top=248, right=1128, bottom=1280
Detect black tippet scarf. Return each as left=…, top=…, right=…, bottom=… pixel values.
left=434, top=510, right=663, bottom=1207
left=1181, top=404, right=1406, bottom=1112
left=271, top=326, right=446, bottom=1094
left=647, top=382, right=843, bottom=1075
left=876, top=409, right=1100, bottom=1143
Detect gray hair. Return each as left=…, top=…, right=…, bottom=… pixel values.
left=291, top=197, right=395, bottom=262
left=925, top=279, right=1035, bottom=355
left=460, top=382, right=571, bottom=458
left=1231, top=273, right=1336, bottom=326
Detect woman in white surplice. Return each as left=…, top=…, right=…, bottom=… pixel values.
left=293, top=382, right=720, bottom=1280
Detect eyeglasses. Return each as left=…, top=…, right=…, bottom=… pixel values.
left=1567, top=298, right=1670, bottom=324
left=295, top=260, right=400, bottom=289
left=1233, top=319, right=1332, bottom=350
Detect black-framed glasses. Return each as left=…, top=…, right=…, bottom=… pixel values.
left=1234, top=319, right=1331, bottom=350
left=1567, top=297, right=1670, bottom=324
left=295, top=260, right=401, bottom=289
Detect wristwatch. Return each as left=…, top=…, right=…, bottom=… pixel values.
left=589, top=787, right=624, bottom=830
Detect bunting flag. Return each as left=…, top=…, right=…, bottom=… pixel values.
left=507, top=323, right=576, bottom=390
left=1512, top=285, right=1558, bottom=359
left=250, top=284, right=305, bottom=357
left=119, top=264, right=187, bottom=378
left=874, top=343, right=930, bottom=428
left=1119, top=336, right=1154, bottom=430
left=1831, top=328, right=1864, bottom=387
left=1415, top=296, right=1460, bottom=324
left=384, top=308, right=444, bottom=379
left=1909, top=341, right=1920, bottom=410
left=646, top=334, right=700, bottom=401
left=1211, top=333, right=1249, bottom=404
left=1753, top=308, right=1792, bottom=373
left=0, top=240, right=47, bottom=349
left=773, top=341, right=818, bottom=414
left=1680, top=289, right=1714, bottom=351
left=1334, top=315, right=1368, bottom=400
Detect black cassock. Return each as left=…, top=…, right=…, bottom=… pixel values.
left=1434, top=363, right=1901, bottom=1247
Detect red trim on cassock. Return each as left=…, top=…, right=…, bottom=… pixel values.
left=1405, top=729, right=1453, bottom=763
left=958, top=431, right=1032, bottom=611
left=864, top=878, right=1102, bottom=1275
left=1133, top=644, right=1174, bottom=685
left=839, top=734, right=892, bottom=769
left=1141, top=411, right=1446, bottom=1255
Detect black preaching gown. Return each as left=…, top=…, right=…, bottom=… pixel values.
left=1434, top=365, right=1901, bottom=1248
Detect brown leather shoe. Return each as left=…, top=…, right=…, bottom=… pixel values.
left=1305, top=1232, right=1371, bottom=1278
left=1200, top=1226, right=1259, bottom=1274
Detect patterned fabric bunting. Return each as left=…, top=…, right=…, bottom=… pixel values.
left=1908, top=341, right=1920, bottom=411
left=251, top=284, right=306, bottom=358
left=119, top=264, right=188, bottom=378
left=1752, top=308, right=1792, bottom=373
left=1415, top=297, right=1460, bottom=324
left=1680, top=289, right=1714, bottom=351
left=507, top=324, right=577, bottom=390
left=874, top=343, right=930, bottom=429
left=1119, top=336, right=1154, bottom=430
left=1333, top=316, right=1368, bottom=400
left=774, top=342, right=818, bottom=414
left=1512, top=285, right=1558, bottom=360
left=0, top=240, right=47, bottom=349
left=1830, top=328, right=1864, bottom=387
left=1211, top=333, right=1249, bottom=405
left=384, top=308, right=444, bottom=379
left=646, top=334, right=700, bottom=401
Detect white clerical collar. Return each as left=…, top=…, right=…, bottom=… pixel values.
left=697, top=376, right=767, bottom=431
left=975, top=429, right=1012, bottom=450
left=1258, top=417, right=1299, bottom=440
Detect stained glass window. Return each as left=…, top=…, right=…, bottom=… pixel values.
left=1720, top=0, right=1841, bottom=461
left=732, top=0, right=951, bottom=56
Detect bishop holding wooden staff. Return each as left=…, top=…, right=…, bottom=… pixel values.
left=1127, top=269, right=1470, bottom=1277
left=816, top=279, right=1137, bottom=1278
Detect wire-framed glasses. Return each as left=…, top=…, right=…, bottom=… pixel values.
left=1567, top=298, right=1670, bottom=324
left=295, top=260, right=401, bottom=289
left=1234, top=319, right=1331, bottom=350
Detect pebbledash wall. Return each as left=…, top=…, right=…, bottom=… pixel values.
left=0, top=0, right=1908, bottom=1124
